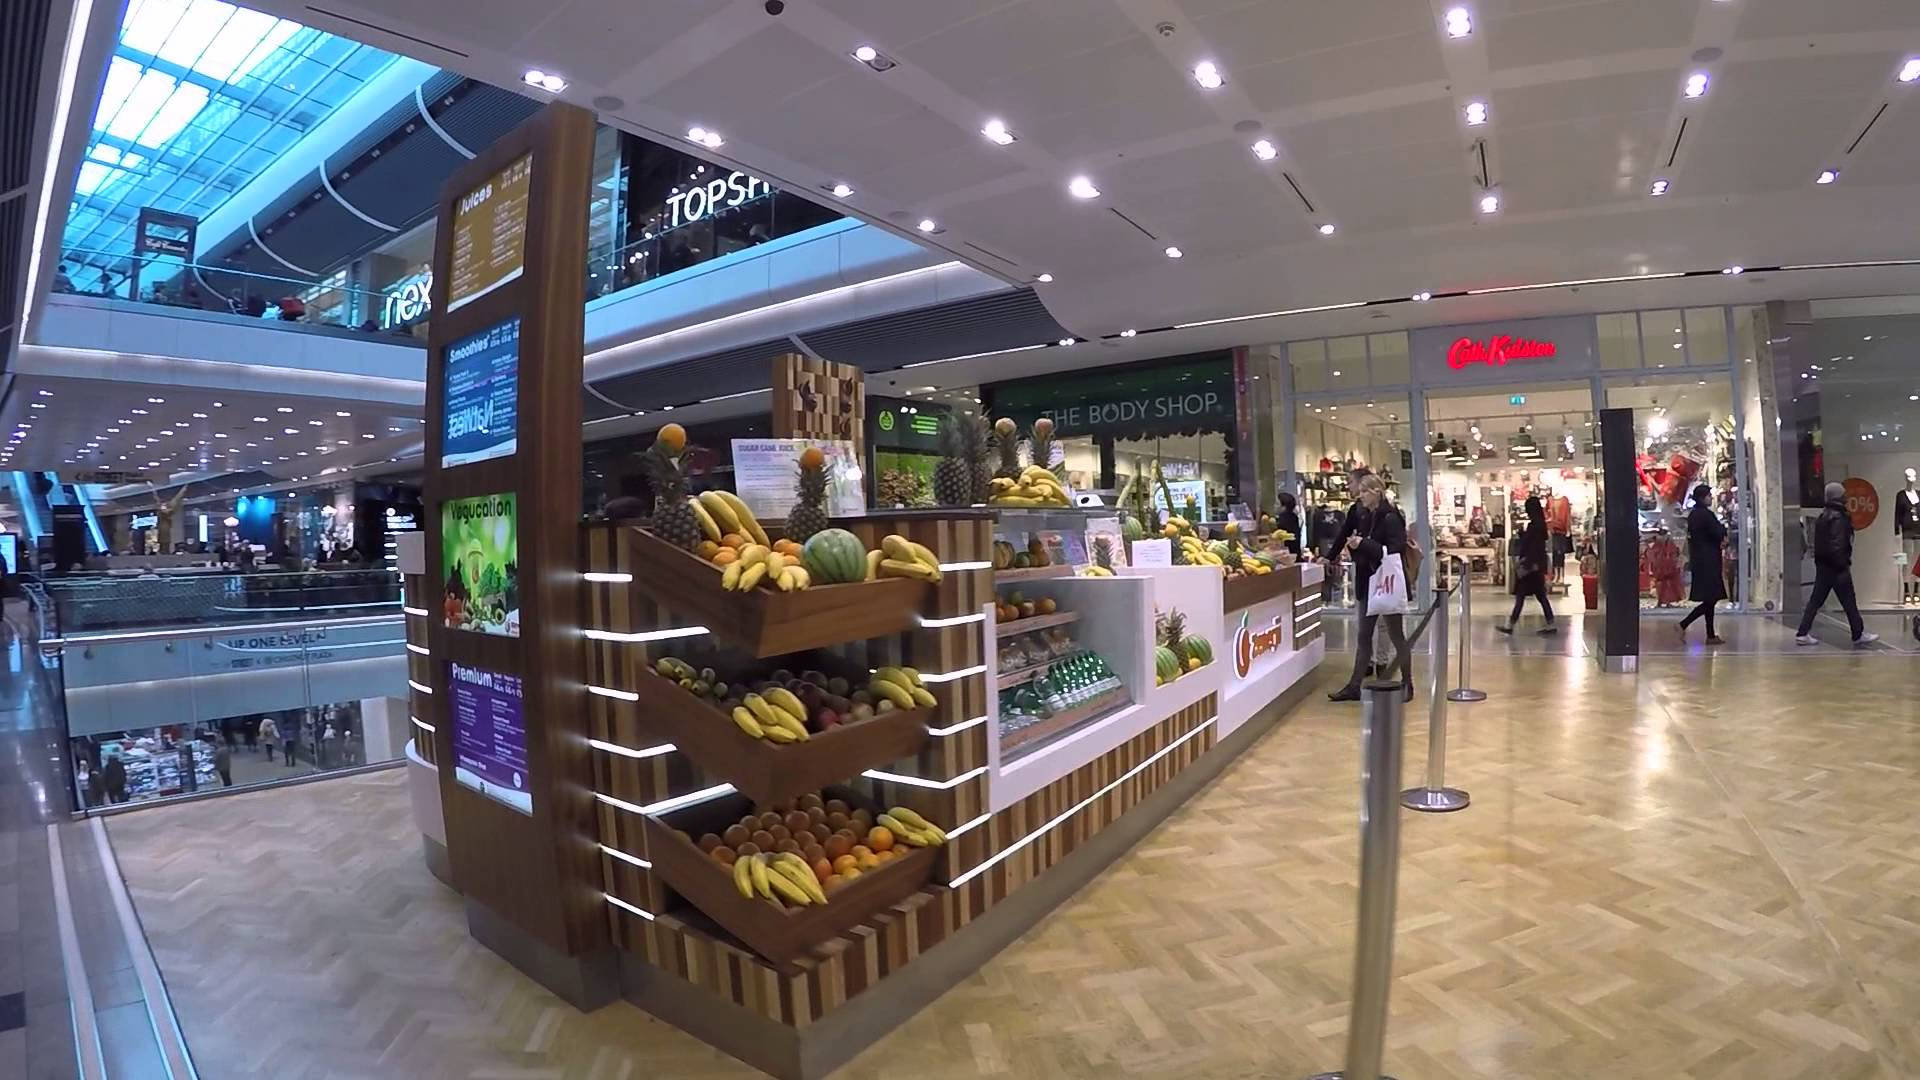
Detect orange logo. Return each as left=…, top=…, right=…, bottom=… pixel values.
left=1232, top=611, right=1285, bottom=679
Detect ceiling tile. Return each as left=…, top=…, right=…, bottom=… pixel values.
left=1484, top=0, right=1695, bottom=72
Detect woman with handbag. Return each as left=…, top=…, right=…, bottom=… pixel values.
left=1328, top=475, right=1414, bottom=704
left=1677, top=484, right=1728, bottom=644
left=1498, top=495, right=1559, bottom=635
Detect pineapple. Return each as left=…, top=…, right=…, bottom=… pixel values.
left=1029, top=417, right=1060, bottom=479
left=644, top=424, right=700, bottom=550
left=785, top=446, right=831, bottom=543
left=933, top=413, right=985, bottom=506
left=1091, top=535, right=1114, bottom=573
left=991, top=417, right=1021, bottom=480
left=1163, top=608, right=1189, bottom=667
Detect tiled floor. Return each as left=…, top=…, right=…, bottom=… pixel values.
left=105, top=639, right=1920, bottom=1079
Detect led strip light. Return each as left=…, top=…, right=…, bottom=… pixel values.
left=862, top=764, right=988, bottom=790
left=587, top=738, right=675, bottom=760
left=936, top=560, right=994, bottom=572
left=406, top=643, right=429, bottom=656
left=596, top=783, right=737, bottom=817
left=950, top=716, right=1219, bottom=889
left=402, top=606, right=429, bottom=617
left=407, top=679, right=433, bottom=695
left=583, top=626, right=709, bottom=643
left=1295, top=620, right=1321, bottom=638
left=918, top=612, right=987, bottom=628
left=587, top=685, right=639, bottom=702
left=599, top=844, right=652, bottom=869
left=918, top=664, right=987, bottom=684
left=583, top=572, right=633, bottom=583
left=410, top=716, right=435, bottom=733
left=944, top=811, right=992, bottom=839
left=927, top=714, right=988, bottom=737
left=604, top=893, right=656, bottom=920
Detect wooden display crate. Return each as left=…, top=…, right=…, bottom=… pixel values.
left=1221, top=564, right=1301, bottom=613
left=643, top=787, right=938, bottom=966
left=630, top=668, right=932, bottom=808
left=1000, top=689, right=1132, bottom=757
left=624, top=527, right=931, bottom=657
left=994, top=565, right=1073, bottom=584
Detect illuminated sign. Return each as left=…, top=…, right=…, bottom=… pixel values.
left=665, top=170, right=773, bottom=229
left=1447, top=335, right=1557, bottom=369
left=1231, top=610, right=1285, bottom=679
left=131, top=513, right=158, bottom=529
left=381, top=268, right=432, bottom=329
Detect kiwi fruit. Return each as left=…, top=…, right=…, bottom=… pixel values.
left=751, top=829, right=776, bottom=850
left=825, top=799, right=850, bottom=815
left=697, top=833, right=722, bottom=852
left=723, top=824, right=750, bottom=847
left=758, top=811, right=783, bottom=830
left=776, top=838, right=802, bottom=855
left=826, top=811, right=850, bottom=830
left=769, top=824, right=792, bottom=842
left=736, top=842, right=760, bottom=856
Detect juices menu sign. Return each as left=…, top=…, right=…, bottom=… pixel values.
left=445, top=154, right=532, bottom=312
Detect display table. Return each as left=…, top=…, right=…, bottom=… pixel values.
left=1441, top=545, right=1499, bottom=584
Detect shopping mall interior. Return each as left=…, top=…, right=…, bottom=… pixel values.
left=2, top=1, right=1920, bottom=1078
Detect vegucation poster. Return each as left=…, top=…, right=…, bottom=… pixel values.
left=442, top=493, right=518, bottom=637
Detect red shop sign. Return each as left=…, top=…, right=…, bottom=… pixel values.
left=1447, top=334, right=1557, bottom=369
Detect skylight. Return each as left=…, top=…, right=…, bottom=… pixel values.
left=61, top=0, right=398, bottom=275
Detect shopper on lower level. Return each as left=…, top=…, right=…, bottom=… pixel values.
left=1498, top=496, right=1558, bottom=635
left=1329, top=475, right=1413, bottom=704
left=1678, top=484, right=1728, bottom=645
left=1797, top=481, right=1878, bottom=647
left=259, top=715, right=280, bottom=764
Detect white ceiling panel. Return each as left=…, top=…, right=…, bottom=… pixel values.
left=1279, top=98, right=1460, bottom=163
left=1484, top=0, right=1697, bottom=72
left=1840, top=104, right=1920, bottom=185
left=887, top=0, right=1138, bottom=88
left=523, top=0, right=717, bottom=85
left=977, top=37, right=1217, bottom=162
left=1734, top=0, right=1920, bottom=42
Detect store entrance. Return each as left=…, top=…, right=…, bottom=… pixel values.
left=1424, top=382, right=1602, bottom=627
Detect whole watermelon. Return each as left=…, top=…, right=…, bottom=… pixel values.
left=1155, top=646, right=1180, bottom=681
left=802, top=528, right=866, bottom=584
left=1121, top=516, right=1144, bottom=542
left=1184, top=636, right=1214, bottom=664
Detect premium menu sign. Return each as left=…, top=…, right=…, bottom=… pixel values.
left=445, top=154, right=532, bottom=312
left=442, top=317, right=520, bottom=468
left=448, top=662, right=531, bottom=814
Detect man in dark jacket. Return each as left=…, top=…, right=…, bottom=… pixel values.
left=1796, top=481, right=1877, bottom=646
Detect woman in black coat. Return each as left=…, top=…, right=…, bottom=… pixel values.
left=1498, top=495, right=1558, bottom=634
left=1329, top=475, right=1413, bottom=703
left=1275, top=491, right=1302, bottom=558
left=1678, top=483, right=1727, bottom=644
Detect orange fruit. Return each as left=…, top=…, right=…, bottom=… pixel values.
left=711, top=846, right=736, bottom=865
left=712, top=548, right=738, bottom=565
left=696, top=540, right=720, bottom=559
left=823, top=875, right=849, bottom=895
left=866, top=826, right=894, bottom=853
left=832, top=854, right=858, bottom=874
left=812, top=858, right=834, bottom=884
left=720, top=533, right=745, bottom=549
left=657, top=423, right=687, bottom=454
left=856, top=851, right=881, bottom=870
left=824, top=834, right=852, bottom=859
left=839, top=867, right=862, bottom=881
left=799, top=446, right=825, bottom=470
left=850, top=844, right=872, bottom=860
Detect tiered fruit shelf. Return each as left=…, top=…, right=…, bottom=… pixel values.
left=642, top=787, right=937, bottom=966
left=630, top=669, right=933, bottom=808
left=993, top=565, right=1073, bottom=583
left=624, top=526, right=931, bottom=656
left=995, top=610, right=1080, bottom=637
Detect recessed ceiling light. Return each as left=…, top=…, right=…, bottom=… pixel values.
left=276, top=407, right=292, bottom=413
left=252, top=416, right=268, bottom=422
left=1413, top=291, right=1433, bottom=302
left=1251, top=139, right=1277, bottom=161
left=1192, top=60, right=1225, bottom=89
left=1120, top=329, right=1137, bottom=338
left=1444, top=7, right=1473, bottom=38
left=853, top=45, right=877, bottom=62
left=850, top=45, right=895, bottom=71
left=1649, top=178, right=1670, bottom=196
left=981, top=118, right=1017, bottom=145
left=36, top=390, right=51, bottom=397
left=1815, top=169, right=1839, bottom=185
left=523, top=70, right=565, bottom=92
left=132, top=408, right=147, bottom=415
left=1479, top=193, right=1500, bottom=214
left=147, top=397, right=164, bottom=403
left=1684, top=72, right=1709, bottom=98
left=1036, top=273, right=1053, bottom=283
left=686, top=126, right=723, bottom=149
left=308, top=420, right=323, bottom=426
left=1722, top=265, right=1744, bottom=275
left=830, top=183, right=854, bottom=198
left=1164, top=246, right=1184, bottom=259
left=284, top=428, right=298, bottom=435
left=1318, top=223, right=1337, bottom=236
left=1067, top=176, right=1101, bottom=199
left=917, top=218, right=939, bottom=233
left=1464, top=101, right=1488, bottom=126
left=335, top=410, right=351, bottom=417
left=191, top=412, right=207, bottom=418
left=1900, top=58, right=1920, bottom=83
left=28, top=403, right=43, bottom=409
left=1057, top=337, right=1075, bottom=347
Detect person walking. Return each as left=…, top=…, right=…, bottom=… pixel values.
left=1797, top=481, right=1879, bottom=646
left=1677, top=484, right=1728, bottom=645
left=1329, top=475, right=1414, bottom=704
left=102, top=751, right=127, bottom=805
left=1497, top=495, right=1558, bottom=635
left=258, top=715, right=280, bottom=765
left=214, top=739, right=233, bottom=787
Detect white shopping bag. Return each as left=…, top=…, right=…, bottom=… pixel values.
left=1366, top=553, right=1410, bottom=616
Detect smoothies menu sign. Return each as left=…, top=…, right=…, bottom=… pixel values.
left=445, top=154, right=532, bottom=312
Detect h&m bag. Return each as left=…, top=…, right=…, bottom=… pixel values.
left=1367, top=553, right=1411, bottom=616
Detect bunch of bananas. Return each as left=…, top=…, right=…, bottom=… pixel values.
left=1178, top=534, right=1224, bottom=567
left=731, top=689, right=811, bottom=743
left=987, top=466, right=1070, bottom=507
left=868, top=667, right=937, bottom=710
left=733, top=850, right=830, bottom=907
left=872, top=534, right=943, bottom=583
left=692, top=490, right=770, bottom=547
left=720, top=545, right=812, bottom=592
left=878, top=806, right=947, bottom=847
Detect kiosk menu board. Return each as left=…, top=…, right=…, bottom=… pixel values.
left=442, top=317, right=520, bottom=468
left=445, top=154, right=531, bottom=311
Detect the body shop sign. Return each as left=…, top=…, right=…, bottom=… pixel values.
left=1410, top=316, right=1596, bottom=385
left=986, top=352, right=1234, bottom=439
left=1231, top=606, right=1287, bottom=680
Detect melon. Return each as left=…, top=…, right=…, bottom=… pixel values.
left=802, top=528, right=866, bottom=584
left=1154, top=646, right=1181, bottom=682
left=1121, top=516, right=1144, bottom=542
left=1184, top=636, right=1214, bottom=665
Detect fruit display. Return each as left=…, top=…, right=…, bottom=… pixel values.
left=643, top=424, right=703, bottom=551
left=991, top=534, right=1052, bottom=570
left=800, top=528, right=866, bottom=584
left=933, top=412, right=991, bottom=506
left=715, top=540, right=814, bottom=592
left=785, top=447, right=832, bottom=543
left=1081, top=535, right=1117, bottom=577
left=650, top=656, right=931, bottom=739
left=685, top=523, right=939, bottom=593
left=686, top=792, right=949, bottom=909
left=999, top=624, right=1077, bottom=673
left=986, top=417, right=1072, bottom=507
left=695, top=489, right=771, bottom=547
left=999, top=650, right=1127, bottom=746
left=874, top=532, right=944, bottom=583
left=993, top=589, right=1058, bottom=623
left=1154, top=608, right=1214, bottom=685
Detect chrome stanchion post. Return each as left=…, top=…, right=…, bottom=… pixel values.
left=1305, top=678, right=1404, bottom=1080
left=1402, top=583, right=1469, bottom=813
left=1446, top=557, right=1486, bottom=703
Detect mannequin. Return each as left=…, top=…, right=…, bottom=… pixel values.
left=1899, top=468, right=1920, bottom=604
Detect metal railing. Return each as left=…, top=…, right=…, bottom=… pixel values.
left=45, top=568, right=401, bottom=634
left=1308, top=557, right=1485, bottom=1080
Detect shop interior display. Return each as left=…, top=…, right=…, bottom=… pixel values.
left=987, top=417, right=1073, bottom=507
left=994, top=584, right=1130, bottom=755
left=1900, top=468, right=1920, bottom=605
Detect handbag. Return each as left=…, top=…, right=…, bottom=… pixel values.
left=1367, top=553, right=1411, bottom=616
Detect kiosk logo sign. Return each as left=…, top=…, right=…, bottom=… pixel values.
left=1232, top=610, right=1285, bottom=680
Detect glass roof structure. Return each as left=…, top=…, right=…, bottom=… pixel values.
left=61, top=0, right=400, bottom=273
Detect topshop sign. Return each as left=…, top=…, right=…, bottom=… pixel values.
left=665, top=171, right=774, bottom=229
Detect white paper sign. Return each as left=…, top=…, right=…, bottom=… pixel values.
left=1130, top=538, right=1172, bottom=567
left=730, top=439, right=864, bottom=522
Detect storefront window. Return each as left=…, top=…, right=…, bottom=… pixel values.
left=1327, top=336, right=1367, bottom=391
left=1289, top=340, right=1329, bottom=394
left=1292, top=396, right=1410, bottom=605
left=1684, top=307, right=1728, bottom=367
left=1639, top=310, right=1685, bottom=369
left=1599, top=312, right=1641, bottom=370
left=1368, top=332, right=1410, bottom=385
left=1605, top=374, right=1738, bottom=609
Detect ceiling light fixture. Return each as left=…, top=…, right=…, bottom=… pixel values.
left=1684, top=72, right=1709, bottom=98
left=1479, top=193, right=1500, bottom=214
left=1067, top=176, right=1100, bottom=199
left=1464, top=101, right=1488, bottom=126
left=1192, top=61, right=1225, bottom=90
left=147, top=397, right=164, bottom=403
left=523, top=70, right=567, bottom=93
left=981, top=118, right=1017, bottom=145
left=1251, top=139, right=1277, bottom=161
left=1164, top=246, right=1184, bottom=259
left=1816, top=169, right=1839, bottom=185
left=917, top=218, right=939, bottom=233
left=252, top=416, right=268, bottom=422
left=830, top=183, right=854, bottom=198
left=1036, top=273, right=1053, bottom=283
left=1444, top=7, right=1473, bottom=38
left=853, top=44, right=877, bottom=62
left=1120, top=329, right=1137, bottom=338
left=1900, top=58, right=1920, bottom=83
left=277, top=407, right=292, bottom=413
left=1413, top=291, right=1433, bottom=302
left=1722, top=265, right=1744, bottom=275
left=1318, top=223, right=1337, bottom=236
left=685, top=126, right=724, bottom=149
left=1649, top=178, right=1670, bottom=196
left=1057, top=337, right=1075, bottom=347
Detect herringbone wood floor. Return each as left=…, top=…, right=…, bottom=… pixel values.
left=107, top=652, right=1919, bottom=1079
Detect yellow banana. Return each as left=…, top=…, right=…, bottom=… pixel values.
left=765, top=868, right=812, bottom=906
left=909, top=686, right=937, bottom=708
left=773, top=856, right=828, bottom=904
left=697, top=491, right=742, bottom=533
left=744, top=694, right=779, bottom=728
left=738, top=562, right=768, bottom=591
left=763, top=687, right=807, bottom=723
left=749, top=854, right=773, bottom=900
left=865, top=549, right=883, bottom=580
left=720, top=562, right=743, bottom=590
left=764, top=707, right=809, bottom=741
left=715, top=491, right=769, bottom=547
left=869, top=678, right=914, bottom=709
left=688, top=497, right=722, bottom=542
left=879, top=558, right=939, bottom=583
left=784, top=565, right=810, bottom=591
left=887, top=806, right=943, bottom=838
left=733, top=851, right=756, bottom=897
left=764, top=725, right=799, bottom=743
left=874, top=666, right=915, bottom=690
left=731, top=706, right=765, bottom=739
left=738, top=544, right=769, bottom=568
